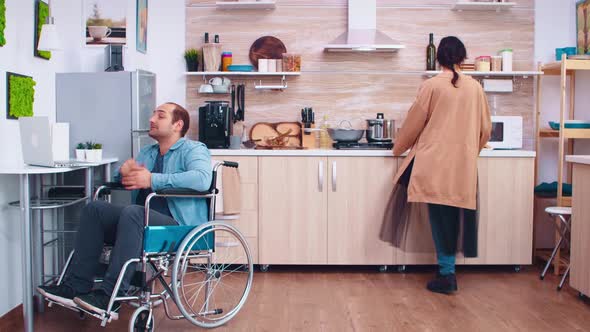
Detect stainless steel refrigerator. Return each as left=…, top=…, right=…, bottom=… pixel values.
left=56, top=70, right=157, bottom=171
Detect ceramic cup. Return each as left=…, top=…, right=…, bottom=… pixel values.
left=209, top=77, right=223, bottom=86
left=88, top=26, right=112, bottom=41
left=199, top=84, right=214, bottom=93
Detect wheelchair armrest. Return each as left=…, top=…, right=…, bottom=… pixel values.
left=155, top=188, right=215, bottom=197
left=94, top=182, right=128, bottom=200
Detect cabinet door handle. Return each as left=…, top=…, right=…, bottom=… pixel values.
left=318, top=161, right=324, bottom=192
left=332, top=161, right=337, bottom=192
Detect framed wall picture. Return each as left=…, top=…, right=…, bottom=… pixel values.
left=136, top=0, right=147, bottom=54
left=84, top=0, right=126, bottom=46
left=6, top=72, right=36, bottom=120
left=577, top=0, right=590, bottom=55
left=34, top=0, right=51, bottom=60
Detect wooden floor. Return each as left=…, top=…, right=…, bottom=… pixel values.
left=34, top=266, right=590, bottom=332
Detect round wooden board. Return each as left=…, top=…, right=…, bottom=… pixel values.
left=249, top=36, right=287, bottom=69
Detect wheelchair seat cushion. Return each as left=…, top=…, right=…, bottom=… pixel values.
left=144, top=225, right=214, bottom=253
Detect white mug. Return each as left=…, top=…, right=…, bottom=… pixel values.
left=199, top=84, right=214, bottom=93
left=258, top=59, right=269, bottom=72
left=88, top=26, right=112, bottom=41
left=209, top=77, right=223, bottom=86
left=222, top=77, right=231, bottom=85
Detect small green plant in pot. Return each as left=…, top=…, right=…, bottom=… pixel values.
left=184, top=48, right=200, bottom=72
left=91, top=143, right=103, bottom=162
left=75, top=143, right=86, bottom=161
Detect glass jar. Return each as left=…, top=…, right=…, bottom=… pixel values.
left=221, top=52, right=233, bottom=71
left=282, top=53, right=302, bottom=72
left=491, top=56, right=502, bottom=71
left=499, top=48, right=513, bottom=72
left=475, top=56, right=491, bottom=72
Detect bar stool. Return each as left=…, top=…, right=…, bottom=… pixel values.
left=540, top=206, right=572, bottom=290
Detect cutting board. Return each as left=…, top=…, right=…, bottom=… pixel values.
left=250, top=122, right=301, bottom=147
left=249, top=36, right=287, bottom=69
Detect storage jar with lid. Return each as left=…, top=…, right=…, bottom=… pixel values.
left=475, top=56, right=491, bottom=72
left=499, top=48, right=513, bottom=72
left=221, top=52, right=233, bottom=71
left=491, top=56, right=502, bottom=71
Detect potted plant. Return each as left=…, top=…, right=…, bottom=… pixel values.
left=75, top=143, right=86, bottom=161
left=85, top=141, right=95, bottom=162
left=92, top=143, right=103, bottom=162
left=184, top=48, right=200, bottom=72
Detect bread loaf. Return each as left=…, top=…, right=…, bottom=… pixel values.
left=250, top=123, right=279, bottom=145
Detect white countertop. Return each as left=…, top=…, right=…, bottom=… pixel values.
left=566, top=155, right=590, bottom=165
left=210, top=149, right=536, bottom=158
left=0, top=158, right=118, bottom=175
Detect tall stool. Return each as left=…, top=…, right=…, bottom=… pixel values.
left=540, top=206, right=572, bottom=290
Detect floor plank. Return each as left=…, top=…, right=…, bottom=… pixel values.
left=33, top=266, right=590, bottom=332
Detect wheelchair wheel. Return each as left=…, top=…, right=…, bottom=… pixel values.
left=129, top=306, right=154, bottom=332
left=171, top=221, right=253, bottom=328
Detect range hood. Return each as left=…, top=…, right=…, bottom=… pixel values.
left=324, top=0, right=405, bottom=52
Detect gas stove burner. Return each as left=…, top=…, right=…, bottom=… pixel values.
left=333, top=141, right=394, bottom=150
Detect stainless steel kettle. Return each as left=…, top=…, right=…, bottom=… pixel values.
left=366, top=113, right=395, bottom=142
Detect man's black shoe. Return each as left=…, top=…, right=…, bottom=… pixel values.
left=427, top=273, right=458, bottom=294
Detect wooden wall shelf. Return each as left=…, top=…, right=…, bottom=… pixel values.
left=452, top=2, right=517, bottom=12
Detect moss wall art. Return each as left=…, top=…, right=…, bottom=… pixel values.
left=34, top=0, right=51, bottom=60
left=0, top=0, right=6, bottom=47
left=6, top=72, right=36, bottom=120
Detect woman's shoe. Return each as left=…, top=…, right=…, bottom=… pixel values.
left=427, top=273, right=458, bottom=294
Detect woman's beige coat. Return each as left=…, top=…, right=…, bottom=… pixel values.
left=392, top=71, right=492, bottom=210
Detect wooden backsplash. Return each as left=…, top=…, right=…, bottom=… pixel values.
left=185, top=0, right=536, bottom=149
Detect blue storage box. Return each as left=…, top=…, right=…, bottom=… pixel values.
left=549, top=121, right=590, bottom=130
left=227, top=65, right=254, bottom=72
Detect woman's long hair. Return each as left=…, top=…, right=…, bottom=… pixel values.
left=436, top=36, right=467, bottom=88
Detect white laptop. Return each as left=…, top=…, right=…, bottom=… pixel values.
left=19, top=117, right=92, bottom=168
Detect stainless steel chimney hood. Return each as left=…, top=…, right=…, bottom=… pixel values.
left=324, top=0, right=405, bottom=53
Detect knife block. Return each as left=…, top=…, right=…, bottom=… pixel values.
left=301, top=123, right=317, bottom=149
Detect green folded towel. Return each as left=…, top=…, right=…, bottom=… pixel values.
left=534, top=181, right=572, bottom=197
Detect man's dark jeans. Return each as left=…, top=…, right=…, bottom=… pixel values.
left=64, top=200, right=177, bottom=294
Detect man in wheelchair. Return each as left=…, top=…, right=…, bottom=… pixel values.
left=37, top=102, right=212, bottom=319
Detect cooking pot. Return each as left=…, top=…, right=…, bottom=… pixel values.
left=366, top=113, right=395, bottom=142
left=327, top=120, right=364, bottom=142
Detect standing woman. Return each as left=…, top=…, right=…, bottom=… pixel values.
left=381, top=36, right=492, bottom=294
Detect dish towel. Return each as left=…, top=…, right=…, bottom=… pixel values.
left=213, top=160, right=242, bottom=216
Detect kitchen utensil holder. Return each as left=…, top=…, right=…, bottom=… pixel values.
left=254, top=75, right=288, bottom=90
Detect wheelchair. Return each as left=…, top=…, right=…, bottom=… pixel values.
left=44, top=161, right=254, bottom=331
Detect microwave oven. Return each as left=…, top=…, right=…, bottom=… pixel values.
left=489, top=116, right=523, bottom=149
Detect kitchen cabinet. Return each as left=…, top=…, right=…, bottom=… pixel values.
left=258, top=157, right=328, bottom=264
left=258, top=156, right=398, bottom=265
left=464, top=158, right=534, bottom=265
left=327, top=157, right=397, bottom=265
left=216, top=153, right=535, bottom=267
left=214, top=156, right=259, bottom=263
left=569, top=160, right=590, bottom=298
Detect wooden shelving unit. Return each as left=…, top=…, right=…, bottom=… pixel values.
left=535, top=55, right=590, bottom=274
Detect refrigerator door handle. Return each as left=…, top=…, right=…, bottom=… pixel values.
left=132, top=129, right=150, bottom=133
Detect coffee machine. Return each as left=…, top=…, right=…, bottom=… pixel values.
left=199, top=101, right=233, bottom=149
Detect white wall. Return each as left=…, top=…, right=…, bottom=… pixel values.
left=0, top=0, right=185, bottom=317
left=0, top=0, right=83, bottom=316
left=535, top=0, right=590, bottom=183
